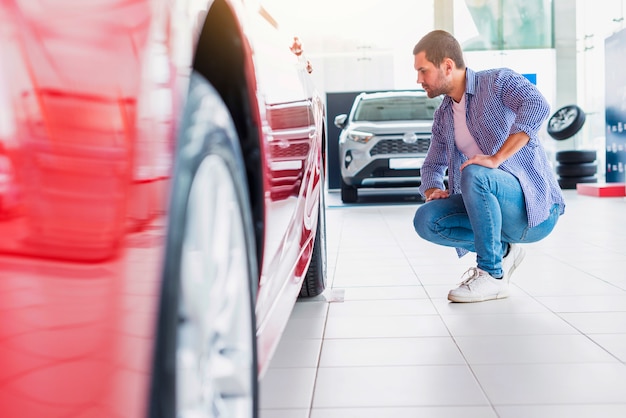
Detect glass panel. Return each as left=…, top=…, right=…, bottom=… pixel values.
left=454, top=0, right=554, bottom=50
left=501, top=0, right=553, bottom=49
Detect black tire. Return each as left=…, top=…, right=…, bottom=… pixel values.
left=555, top=150, right=597, bottom=164
left=341, top=180, right=358, bottom=203
left=556, top=162, right=597, bottom=177
left=300, top=178, right=327, bottom=298
left=150, top=72, right=258, bottom=418
left=558, top=176, right=597, bottom=189
left=547, top=105, right=586, bottom=140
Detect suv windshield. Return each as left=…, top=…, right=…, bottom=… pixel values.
left=353, top=96, right=440, bottom=122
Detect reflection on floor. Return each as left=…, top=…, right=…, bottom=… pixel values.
left=260, top=189, right=626, bottom=418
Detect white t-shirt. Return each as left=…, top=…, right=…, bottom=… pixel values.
left=452, top=94, right=483, bottom=158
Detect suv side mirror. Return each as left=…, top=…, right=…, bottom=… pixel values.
left=334, top=114, right=347, bottom=129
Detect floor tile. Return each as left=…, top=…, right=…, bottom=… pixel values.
left=422, top=284, right=457, bottom=299
left=260, top=409, right=310, bottom=418
left=560, top=312, right=626, bottom=334
left=281, top=315, right=327, bottom=339
left=310, top=406, right=498, bottom=418
left=411, top=260, right=479, bottom=280
left=289, top=300, right=329, bottom=318
left=323, top=314, right=449, bottom=339
left=268, top=338, right=323, bottom=368
left=318, top=337, right=466, bottom=367
left=336, top=248, right=410, bottom=261
left=441, top=312, right=579, bottom=336
left=327, top=299, right=437, bottom=317
left=332, top=265, right=419, bottom=287
left=455, top=334, right=619, bottom=364
left=259, top=368, right=317, bottom=409
left=339, top=285, right=429, bottom=300
left=515, top=267, right=620, bottom=297
left=536, top=294, right=626, bottom=312
left=494, top=404, right=626, bottom=418
left=312, top=365, right=489, bottom=408
left=588, top=333, right=626, bottom=362
left=473, top=363, right=626, bottom=404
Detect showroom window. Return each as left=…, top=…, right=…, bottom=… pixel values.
left=453, top=0, right=554, bottom=50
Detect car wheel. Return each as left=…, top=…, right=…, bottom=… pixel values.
left=341, top=180, right=358, bottom=203
left=300, top=175, right=327, bottom=298
left=150, top=72, right=258, bottom=418
left=547, top=105, right=586, bottom=140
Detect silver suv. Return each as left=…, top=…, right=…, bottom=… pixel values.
left=334, top=90, right=442, bottom=203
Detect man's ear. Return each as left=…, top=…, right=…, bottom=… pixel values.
left=443, top=57, right=454, bottom=73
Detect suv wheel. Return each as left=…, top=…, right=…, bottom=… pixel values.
left=341, top=180, right=358, bottom=203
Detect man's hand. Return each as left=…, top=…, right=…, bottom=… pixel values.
left=460, top=154, right=499, bottom=170
left=461, top=132, right=531, bottom=171
left=425, top=188, right=449, bottom=201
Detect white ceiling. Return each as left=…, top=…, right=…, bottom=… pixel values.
left=260, top=0, right=435, bottom=55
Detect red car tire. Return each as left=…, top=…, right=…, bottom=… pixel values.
left=150, top=72, right=258, bottom=418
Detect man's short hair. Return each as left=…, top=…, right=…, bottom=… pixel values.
left=413, top=30, right=465, bottom=69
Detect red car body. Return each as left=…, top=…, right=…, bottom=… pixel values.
left=0, top=0, right=326, bottom=416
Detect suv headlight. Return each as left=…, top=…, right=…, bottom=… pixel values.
left=346, top=130, right=374, bottom=144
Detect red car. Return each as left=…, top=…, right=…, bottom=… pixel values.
left=0, top=1, right=326, bottom=417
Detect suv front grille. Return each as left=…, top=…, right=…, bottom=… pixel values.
left=370, top=137, right=431, bottom=156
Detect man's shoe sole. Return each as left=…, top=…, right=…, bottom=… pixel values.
left=447, top=291, right=509, bottom=303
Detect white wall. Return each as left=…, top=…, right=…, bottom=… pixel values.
left=262, top=0, right=434, bottom=95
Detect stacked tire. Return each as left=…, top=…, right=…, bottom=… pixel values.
left=546, top=104, right=594, bottom=190
left=555, top=150, right=597, bottom=189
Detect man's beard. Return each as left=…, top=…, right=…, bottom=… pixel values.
left=423, top=70, right=450, bottom=98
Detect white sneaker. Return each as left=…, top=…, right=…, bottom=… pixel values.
left=502, top=244, right=525, bottom=284
left=448, top=267, right=509, bottom=303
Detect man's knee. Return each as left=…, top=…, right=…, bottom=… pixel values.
left=460, top=164, right=489, bottom=191
left=413, top=204, right=434, bottom=240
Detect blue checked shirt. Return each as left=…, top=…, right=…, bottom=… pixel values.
left=418, top=67, right=565, bottom=228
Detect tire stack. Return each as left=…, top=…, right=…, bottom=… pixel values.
left=546, top=104, right=595, bottom=190
left=555, top=150, right=597, bottom=189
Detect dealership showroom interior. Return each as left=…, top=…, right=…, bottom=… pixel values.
left=3, top=0, right=626, bottom=417
left=259, top=0, right=626, bottom=417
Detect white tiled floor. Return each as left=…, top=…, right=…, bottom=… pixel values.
left=260, top=189, right=626, bottom=418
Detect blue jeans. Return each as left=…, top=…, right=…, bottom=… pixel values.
left=413, top=165, right=560, bottom=278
